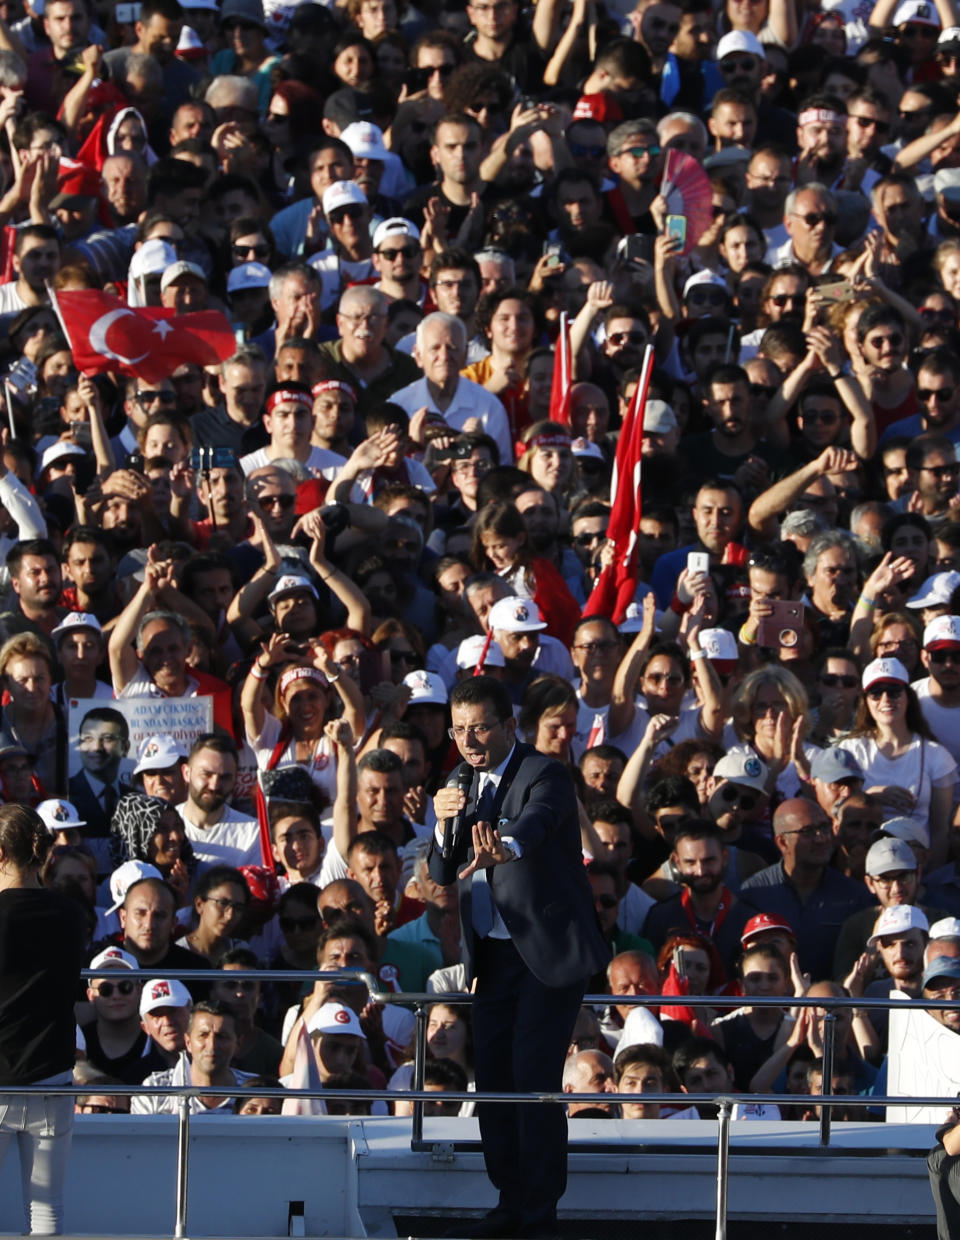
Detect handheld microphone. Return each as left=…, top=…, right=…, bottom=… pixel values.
left=442, top=765, right=473, bottom=860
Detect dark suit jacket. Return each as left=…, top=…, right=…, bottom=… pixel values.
left=428, top=743, right=607, bottom=990
left=68, top=771, right=129, bottom=839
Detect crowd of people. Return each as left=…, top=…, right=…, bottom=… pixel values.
left=4, top=0, right=960, bottom=1219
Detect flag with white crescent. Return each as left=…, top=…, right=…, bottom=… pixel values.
left=52, top=289, right=235, bottom=385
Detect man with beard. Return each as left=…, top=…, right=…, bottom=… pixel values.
left=915, top=616, right=960, bottom=765
left=651, top=479, right=746, bottom=608
left=803, top=530, right=860, bottom=646
left=680, top=364, right=779, bottom=494
left=794, top=93, right=849, bottom=188
left=848, top=904, right=930, bottom=1043
left=309, top=182, right=375, bottom=313
left=631, top=0, right=681, bottom=103
left=569, top=500, right=610, bottom=597
left=392, top=313, right=512, bottom=464
left=639, top=400, right=682, bottom=508
left=402, top=114, right=488, bottom=237
left=924, top=956, right=960, bottom=1238
left=745, top=149, right=794, bottom=250
left=905, top=436, right=960, bottom=519
left=870, top=174, right=927, bottom=281
left=176, top=734, right=259, bottom=871
left=883, top=351, right=960, bottom=448
left=643, top=820, right=756, bottom=978
left=489, top=595, right=565, bottom=705
left=1, top=539, right=68, bottom=645
left=514, top=487, right=584, bottom=602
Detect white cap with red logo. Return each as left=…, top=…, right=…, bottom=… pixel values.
left=305, top=1001, right=366, bottom=1039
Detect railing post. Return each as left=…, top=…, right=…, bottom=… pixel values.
left=820, top=1011, right=836, bottom=1148
left=411, top=1002, right=427, bottom=1148
left=714, top=1098, right=732, bottom=1240
left=174, top=1094, right=191, bottom=1238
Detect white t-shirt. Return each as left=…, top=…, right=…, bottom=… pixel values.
left=915, top=678, right=960, bottom=767
left=248, top=712, right=338, bottom=809
left=178, top=802, right=261, bottom=870
left=240, top=445, right=347, bottom=482
left=836, top=735, right=957, bottom=822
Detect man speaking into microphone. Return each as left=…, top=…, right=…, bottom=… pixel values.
left=429, top=674, right=607, bottom=1239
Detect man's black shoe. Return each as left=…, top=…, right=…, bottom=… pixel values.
left=443, top=1208, right=525, bottom=1238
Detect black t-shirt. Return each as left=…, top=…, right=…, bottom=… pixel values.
left=80, top=1021, right=166, bottom=1085
left=0, top=888, right=87, bottom=1085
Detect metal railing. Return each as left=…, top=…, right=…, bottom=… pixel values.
left=58, top=968, right=960, bottom=1239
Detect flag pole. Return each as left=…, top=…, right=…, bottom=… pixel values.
left=4, top=381, right=15, bottom=439
left=45, top=282, right=76, bottom=355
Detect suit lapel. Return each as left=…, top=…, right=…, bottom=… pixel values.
left=489, top=743, right=525, bottom=826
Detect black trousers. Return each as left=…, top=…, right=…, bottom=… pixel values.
left=929, top=1145, right=960, bottom=1239
left=471, top=936, right=585, bottom=1227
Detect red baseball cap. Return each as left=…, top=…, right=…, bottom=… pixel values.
left=50, top=164, right=102, bottom=208
left=740, top=912, right=796, bottom=945
left=572, top=92, right=624, bottom=124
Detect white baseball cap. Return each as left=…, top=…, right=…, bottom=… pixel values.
left=372, top=215, right=421, bottom=250
left=893, top=0, right=940, bottom=25
left=643, top=400, right=678, bottom=434
left=305, top=1001, right=367, bottom=1039
left=89, top=946, right=138, bottom=972
left=140, top=977, right=192, bottom=1016
left=907, top=571, right=960, bottom=609
left=108, top=860, right=163, bottom=914
left=341, top=121, right=390, bottom=162
left=930, top=916, right=960, bottom=939
left=159, top=260, right=206, bottom=292
left=698, top=627, right=738, bottom=665
left=51, top=611, right=102, bottom=641
left=867, top=903, right=930, bottom=946
left=37, top=799, right=86, bottom=832
left=403, top=669, right=448, bottom=705
left=683, top=269, right=729, bottom=299
left=456, top=634, right=506, bottom=670
left=130, top=239, right=178, bottom=280
left=924, top=614, right=960, bottom=650
left=861, top=657, right=909, bottom=690
left=488, top=596, right=547, bottom=633
left=322, top=180, right=367, bottom=217
left=613, top=1005, right=663, bottom=1055
left=571, top=437, right=605, bottom=461
left=40, top=441, right=86, bottom=474
left=268, top=574, right=319, bottom=604
left=134, top=733, right=186, bottom=776
left=881, top=815, right=930, bottom=848
left=716, top=30, right=765, bottom=58
left=712, top=751, right=768, bottom=794
left=227, top=261, right=271, bottom=294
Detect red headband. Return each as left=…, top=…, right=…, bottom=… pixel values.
left=312, top=379, right=357, bottom=402
left=531, top=433, right=572, bottom=451
left=279, top=666, right=329, bottom=696
left=798, top=108, right=844, bottom=126
left=266, top=388, right=312, bottom=415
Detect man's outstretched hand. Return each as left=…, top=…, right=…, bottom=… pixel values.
left=458, top=821, right=512, bottom=879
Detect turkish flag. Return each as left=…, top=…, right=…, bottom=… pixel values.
left=548, top=309, right=572, bottom=426
left=53, top=289, right=235, bottom=385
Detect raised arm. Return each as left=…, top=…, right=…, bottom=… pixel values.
left=299, top=509, right=372, bottom=634
left=607, top=592, right=657, bottom=737
left=241, top=632, right=297, bottom=741
left=767, top=0, right=798, bottom=46
left=77, top=374, right=116, bottom=475
left=570, top=281, right=613, bottom=377
left=108, top=549, right=173, bottom=692
left=326, top=718, right=358, bottom=865
left=748, top=447, right=859, bottom=541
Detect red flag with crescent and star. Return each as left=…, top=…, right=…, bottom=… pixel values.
left=52, top=289, right=235, bottom=385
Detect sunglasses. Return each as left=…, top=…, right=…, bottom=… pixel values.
left=688, top=289, right=728, bottom=306
left=645, top=671, right=684, bottom=685
left=866, top=683, right=905, bottom=699
left=900, top=23, right=937, bottom=37
left=259, top=494, right=295, bottom=510
left=919, top=308, right=955, bottom=322
left=573, top=531, right=604, bottom=546
left=280, top=914, right=319, bottom=931
left=377, top=243, right=419, bottom=261
left=570, top=143, right=605, bottom=159
left=426, top=62, right=455, bottom=76
left=851, top=115, right=891, bottom=133
left=96, top=979, right=136, bottom=998
left=929, top=649, right=960, bottom=664
left=233, top=242, right=270, bottom=259
left=329, top=205, right=365, bottom=223
left=770, top=292, right=803, bottom=306
left=922, top=463, right=960, bottom=477
left=136, top=390, right=177, bottom=406
left=390, top=650, right=419, bottom=665
left=624, top=145, right=660, bottom=159
left=820, top=673, right=858, bottom=688
left=799, top=409, right=839, bottom=423
left=720, top=785, right=759, bottom=812
left=792, top=211, right=837, bottom=228
left=918, top=387, right=955, bottom=403
left=608, top=331, right=646, bottom=345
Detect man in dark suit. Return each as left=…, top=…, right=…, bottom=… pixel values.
left=429, top=676, right=607, bottom=1239
left=69, top=706, right=131, bottom=872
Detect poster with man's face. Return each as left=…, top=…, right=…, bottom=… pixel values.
left=68, top=697, right=213, bottom=782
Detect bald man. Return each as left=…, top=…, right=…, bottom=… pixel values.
left=740, top=798, right=872, bottom=976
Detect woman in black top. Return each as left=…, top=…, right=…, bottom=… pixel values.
left=0, top=803, right=87, bottom=1234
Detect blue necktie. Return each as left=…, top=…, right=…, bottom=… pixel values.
left=470, top=778, right=498, bottom=938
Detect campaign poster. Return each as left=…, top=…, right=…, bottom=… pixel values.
left=68, top=696, right=213, bottom=783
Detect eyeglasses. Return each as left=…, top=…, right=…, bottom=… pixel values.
left=136, top=390, right=177, bottom=406
left=280, top=915, right=320, bottom=931
left=623, top=145, right=660, bottom=159
left=448, top=721, right=501, bottom=740
left=820, top=673, right=858, bottom=688
left=799, top=408, right=839, bottom=423
left=233, top=242, right=270, bottom=259
left=390, top=650, right=419, bottom=665
left=918, top=387, right=955, bottom=403
left=594, top=894, right=618, bottom=910
left=790, top=211, right=837, bottom=228
left=96, top=979, right=136, bottom=998
left=872, top=872, right=915, bottom=888
left=329, top=206, right=365, bottom=224
left=259, top=494, right=295, bottom=510
left=688, top=289, right=728, bottom=306
left=930, top=649, right=960, bottom=664
left=720, top=55, right=756, bottom=72
left=850, top=115, right=891, bottom=133
left=921, top=463, right=960, bottom=477
left=919, top=307, right=955, bottom=323
left=570, top=143, right=605, bottom=159
left=866, top=684, right=906, bottom=700
left=720, top=785, right=759, bottom=812
left=877, top=638, right=917, bottom=653
left=770, top=292, right=804, bottom=307
left=779, top=822, right=831, bottom=840
left=425, top=62, right=455, bottom=76
left=452, top=459, right=490, bottom=475
left=572, top=640, right=618, bottom=654
left=607, top=331, right=647, bottom=345
left=203, top=896, right=248, bottom=913
left=222, top=978, right=258, bottom=992
left=644, top=671, right=684, bottom=686
left=377, top=243, right=419, bottom=261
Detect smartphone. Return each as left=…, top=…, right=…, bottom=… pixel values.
left=666, top=215, right=687, bottom=248
left=816, top=280, right=851, bottom=304
left=687, top=551, right=710, bottom=576
left=404, top=67, right=430, bottom=94
left=757, top=600, right=805, bottom=649
left=126, top=451, right=144, bottom=475
left=621, top=234, right=649, bottom=264
left=672, top=945, right=686, bottom=980
left=115, top=3, right=141, bottom=21
left=542, top=241, right=563, bottom=269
